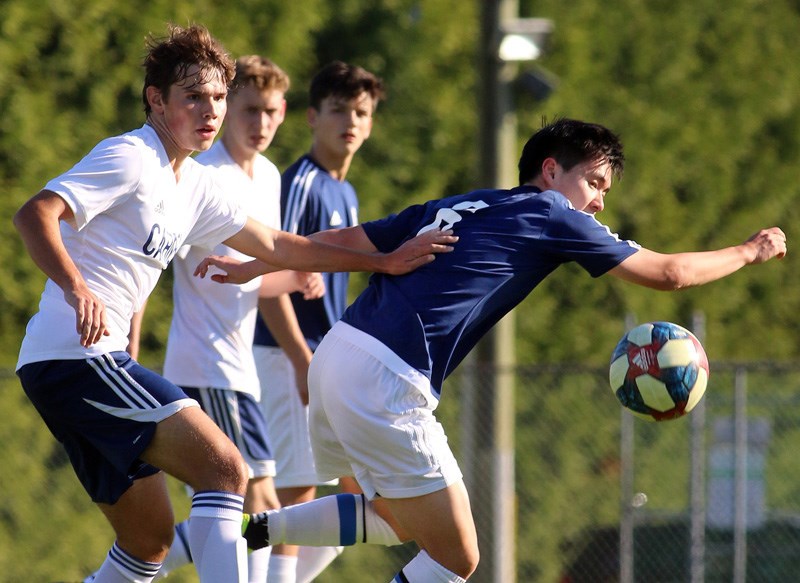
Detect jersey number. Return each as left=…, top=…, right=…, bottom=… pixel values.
left=417, top=200, right=488, bottom=235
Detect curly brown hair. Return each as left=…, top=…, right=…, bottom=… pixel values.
left=141, top=24, right=235, bottom=115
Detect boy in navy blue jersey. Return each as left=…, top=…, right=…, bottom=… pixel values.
left=199, top=118, right=787, bottom=582
left=252, top=61, right=385, bottom=582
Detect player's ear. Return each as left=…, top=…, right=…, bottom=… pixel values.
left=541, top=157, right=558, bottom=185
left=146, top=85, right=166, bottom=115
left=306, top=106, right=317, bottom=129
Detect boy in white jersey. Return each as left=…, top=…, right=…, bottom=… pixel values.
left=13, top=24, right=455, bottom=583
left=200, top=118, right=787, bottom=582
left=84, top=56, right=318, bottom=583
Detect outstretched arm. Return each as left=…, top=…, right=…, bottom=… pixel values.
left=13, top=190, right=109, bottom=346
left=609, top=227, right=787, bottom=290
left=209, top=221, right=457, bottom=284
left=259, top=270, right=325, bottom=299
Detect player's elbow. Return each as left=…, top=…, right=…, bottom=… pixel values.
left=12, top=201, right=31, bottom=232
left=658, top=259, right=693, bottom=291
left=12, top=203, right=38, bottom=240
left=614, top=252, right=694, bottom=291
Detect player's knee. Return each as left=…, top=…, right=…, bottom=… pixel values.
left=428, top=543, right=479, bottom=580
left=221, top=448, right=249, bottom=494
left=245, top=476, right=281, bottom=512
left=449, top=538, right=481, bottom=578
left=462, top=542, right=480, bottom=577
left=195, top=440, right=249, bottom=495
left=449, top=551, right=480, bottom=579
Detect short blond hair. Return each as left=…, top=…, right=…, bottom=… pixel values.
left=231, top=55, right=290, bottom=96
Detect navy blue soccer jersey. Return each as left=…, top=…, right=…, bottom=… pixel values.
left=254, top=155, right=359, bottom=350
left=342, top=185, right=640, bottom=396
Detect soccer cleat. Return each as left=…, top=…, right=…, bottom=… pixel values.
left=242, top=511, right=270, bottom=550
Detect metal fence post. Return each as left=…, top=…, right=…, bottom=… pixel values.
left=690, top=311, right=707, bottom=583
left=733, top=367, right=748, bottom=583
left=620, top=313, right=636, bottom=583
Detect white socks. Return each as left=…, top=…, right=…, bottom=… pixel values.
left=188, top=490, right=247, bottom=583
left=295, top=545, right=344, bottom=583
left=91, top=542, right=160, bottom=583
left=266, top=553, right=297, bottom=582
left=266, top=546, right=344, bottom=583
left=248, top=547, right=272, bottom=583
left=269, top=493, right=401, bottom=547
left=392, top=550, right=466, bottom=583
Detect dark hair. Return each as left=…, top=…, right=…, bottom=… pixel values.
left=142, top=24, right=235, bottom=115
left=231, top=55, right=290, bottom=96
left=309, top=61, right=385, bottom=110
left=518, top=118, right=625, bottom=185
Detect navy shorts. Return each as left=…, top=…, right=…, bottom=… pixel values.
left=17, top=352, right=198, bottom=504
left=182, top=387, right=275, bottom=479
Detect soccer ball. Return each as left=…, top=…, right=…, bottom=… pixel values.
left=609, top=321, right=709, bottom=421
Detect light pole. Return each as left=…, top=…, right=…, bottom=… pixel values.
left=466, top=2, right=553, bottom=581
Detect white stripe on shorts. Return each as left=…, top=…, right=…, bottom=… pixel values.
left=88, top=354, right=161, bottom=409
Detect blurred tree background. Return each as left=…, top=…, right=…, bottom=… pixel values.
left=2, top=0, right=800, bottom=580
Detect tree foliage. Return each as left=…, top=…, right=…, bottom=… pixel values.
left=2, top=0, right=800, bottom=580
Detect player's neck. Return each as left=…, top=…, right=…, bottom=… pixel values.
left=308, top=145, right=351, bottom=182
left=146, top=118, right=193, bottom=180
left=222, top=137, right=259, bottom=179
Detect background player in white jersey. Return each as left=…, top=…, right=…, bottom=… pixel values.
left=160, top=53, right=300, bottom=583
left=200, top=118, right=787, bottom=582
left=12, top=24, right=456, bottom=583
left=252, top=60, right=385, bottom=582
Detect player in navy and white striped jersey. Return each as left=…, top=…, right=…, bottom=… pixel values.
left=201, top=118, right=786, bottom=582
left=252, top=61, right=385, bottom=582
left=264, top=152, right=360, bottom=346
left=13, top=26, right=454, bottom=583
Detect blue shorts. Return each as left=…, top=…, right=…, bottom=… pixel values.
left=182, top=387, right=275, bottom=479
left=17, top=352, right=198, bottom=504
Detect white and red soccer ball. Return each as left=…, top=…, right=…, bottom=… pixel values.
left=609, top=321, right=709, bottom=421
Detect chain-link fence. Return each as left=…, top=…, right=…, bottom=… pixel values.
left=4, top=361, right=800, bottom=582
left=447, top=361, right=800, bottom=583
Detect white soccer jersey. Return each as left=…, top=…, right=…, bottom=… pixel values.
left=162, top=141, right=281, bottom=398
left=16, top=125, right=248, bottom=369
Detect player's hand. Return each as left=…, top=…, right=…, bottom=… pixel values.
left=64, top=283, right=110, bottom=347
left=194, top=256, right=265, bottom=284
left=295, top=272, right=325, bottom=300
left=745, top=227, right=787, bottom=263
left=382, top=228, right=458, bottom=275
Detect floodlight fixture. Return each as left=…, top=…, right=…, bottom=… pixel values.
left=497, top=18, right=554, bottom=62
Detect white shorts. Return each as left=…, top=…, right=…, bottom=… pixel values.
left=307, top=321, right=462, bottom=500
left=254, top=345, right=337, bottom=488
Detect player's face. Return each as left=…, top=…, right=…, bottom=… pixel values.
left=550, top=158, right=613, bottom=215
left=308, top=91, right=374, bottom=162
left=157, top=65, right=228, bottom=155
left=223, top=85, right=286, bottom=159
